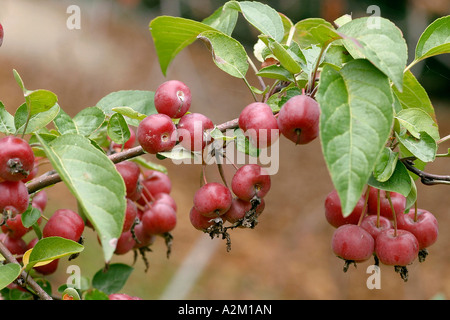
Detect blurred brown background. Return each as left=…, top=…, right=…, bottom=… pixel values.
left=0, top=0, right=449, bottom=300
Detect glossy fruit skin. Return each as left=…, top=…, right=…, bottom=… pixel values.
left=189, top=206, right=217, bottom=231
left=1, top=214, right=30, bottom=239
left=238, top=102, right=279, bottom=148
left=0, top=136, right=35, bottom=181
left=231, top=164, right=271, bottom=201
left=0, top=180, right=30, bottom=216
left=360, top=215, right=392, bottom=241
left=42, top=209, right=85, bottom=242
left=31, top=190, right=48, bottom=213
left=324, top=190, right=365, bottom=228
left=133, top=222, right=156, bottom=248
left=222, top=198, right=265, bottom=224
left=277, top=95, right=320, bottom=145
left=115, top=161, right=141, bottom=199
left=114, top=231, right=136, bottom=255
left=367, top=188, right=406, bottom=220
left=331, top=224, right=375, bottom=262
left=141, top=203, right=176, bottom=235
left=152, top=193, right=177, bottom=212
left=177, top=113, right=214, bottom=151
left=137, top=113, right=177, bottom=154
left=375, top=229, right=419, bottom=266
left=137, top=170, right=172, bottom=205
left=396, top=208, right=438, bottom=249
left=154, top=80, right=191, bottom=119
left=123, top=198, right=138, bottom=232
left=0, top=233, right=27, bottom=257
left=193, top=182, right=232, bottom=218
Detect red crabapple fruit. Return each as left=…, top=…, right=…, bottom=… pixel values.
left=375, top=229, right=419, bottom=267
left=0, top=180, right=30, bottom=216
left=154, top=80, right=191, bottom=119
left=42, top=209, right=85, bottom=242
left=238, top=102, right=279, bottom=148
left=277, top=94, right=320, bottom=145
left=396, top=208, right=438, bottom=250
left=231, top=164, right=271, bottom=202
left=177, top=112, right=214, bottom=151
left=367, top=188, right=406, bottom=220
left=193, top=182, right=232, bottom=218
left=0, top=136, right=35, bottom=181
left=137, top=113, right=177, bottom=154
left=141, top=203, right=177, bottom=235
left=324, top=190, right=365, bottom=228
left=331, top=224, right=374, bottom=262
left=360, top=215, right=392, bottom=241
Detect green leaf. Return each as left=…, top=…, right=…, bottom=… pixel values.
left=258, top=36, right=301, bottom=74
left=149, top=16, right=216, bottom=76
left=107, top=113, right=130, bottom=145
left=202, top=5, right=238, bottom=36
left=92, top=263, right=134, bottom=295
left=224, top=1, right=284, bottom=42
left=83, top=288, right=109, bottom=300
left=292, top=18, right=342, bottom=49
left=35, top=133, right=126, bottom=263
left=53, top=109, right=78, bottom=135
left=111, top=107, right=147, bottom=122
left=392, top=71, right=436, bottom=121
left=96, top=90, right=156, bottom=127
left=405, top=176, right=418, bottom=211
left=14, top=102, right=60, bottom=134
left=395, top=108, right=440, bottom=141
left=323, top=44, right=353, bottom=69
left=368, top=160, right=412, bottom=197
left=0, top=102, right=16, bottom=135
left=131, top=156, right=168, bottom=174
left=73, top=106, right=106, bottom=137
left=235, top=128, right=260, bottom=158
left=27, top=237, right=84, bottom=269
left=198, top=30, right=249, bottom=79
left=157, top=145, right=199, bottom=161
left=396, top=131, right=437, bottom=163
left=13, top=69, right=26, bottom=92
left=373, top=148, right=398, bottom=183
left=338, top=17, right=408, bottom=91
left=415, top=15, right=450, bottom=62
left=317, top=59, right=394, bottom=216
left=21, top=205, right=42, bottom=228
left=0, top=264, right=21, bottom=290
left=256, top=64, right=294, bottom=82
left=25, top=89, right=58, bottom=116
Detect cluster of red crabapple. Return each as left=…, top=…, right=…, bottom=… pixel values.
left=137, top=79, right=321, bottom=250
left=325, top=187, right=439, bottom=281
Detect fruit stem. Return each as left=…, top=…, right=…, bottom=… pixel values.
left=376, top=188, right=381, bottom=228
left=414, top=201, right=418, bottom=222
left=386, top=192, right=398, bottom=237
left=357, top=187, right=370, bottom=226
